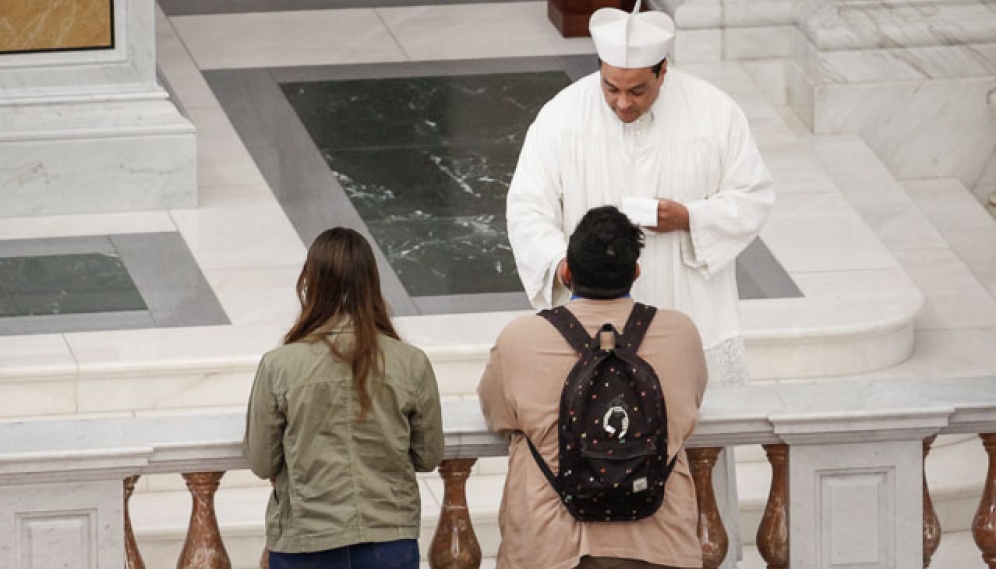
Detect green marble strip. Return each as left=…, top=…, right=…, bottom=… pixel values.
left=0, top=253, right=146, bottom=318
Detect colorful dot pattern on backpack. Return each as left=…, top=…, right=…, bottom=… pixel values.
left=534, top=303, right=673, bottom=523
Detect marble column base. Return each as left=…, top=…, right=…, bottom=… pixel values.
left=0, top=479, right=124, bottom=569
left=788, top=440, right=923, bottom=569
left=0, top=94, right=196, bottom=217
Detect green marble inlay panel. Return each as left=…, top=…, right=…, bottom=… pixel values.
left=0, top=254, right=147, bottom=317
left=280, top=72, right=571, bottom=297
left=282, top=72, right=570, bottom=150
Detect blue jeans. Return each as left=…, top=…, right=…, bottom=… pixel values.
left=268, top=539, right=419, bottom=569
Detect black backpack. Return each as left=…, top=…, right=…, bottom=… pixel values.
left=522, top=302, right=676, bottom=522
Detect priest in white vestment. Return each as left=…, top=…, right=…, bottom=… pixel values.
left=505, top=4, right=775, bottom=567
left=506, top=4, right=774, bottom=386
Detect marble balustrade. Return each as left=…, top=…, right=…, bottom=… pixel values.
left=3, top=375, right=996, bottom=569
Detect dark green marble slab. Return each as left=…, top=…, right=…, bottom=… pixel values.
left=282, top=71, right=571, bottom=297
left=365, top=214, right=520, bottom=297
left=0, top=254, right=147, bottom=317
left=325, top=143, right=517, bottom=219
left=281, top=72, right=570, bottom=150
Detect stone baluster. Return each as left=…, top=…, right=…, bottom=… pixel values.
left=429, top=459, right=482, bottom=569
left=923, top=436, right=941, bottom=567
left=756, top=444, right=789, bottom=569
left=687, top=447, right=729, bottom=569
left=124, top=475, right=146, bottom=569
left=973, top=434, right=996, bottom=568
left=178, top=472, right=232, bottom=569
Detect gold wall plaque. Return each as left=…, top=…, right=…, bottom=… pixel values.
left=0, top=0, right=114, bottom=54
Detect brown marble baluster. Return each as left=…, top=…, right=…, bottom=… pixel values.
left=923, top=436, right=941, bottom=567
left=972, top=434, right=996, bottom=569
left=687, top=447, right=729, bottom=569
left=124, top=475, right=146, bottom=569
left=178, top=472, right=232, bottom=569
left=756, top=444, right=789, bottom=569
left=429, top=459, right=481, bottom=569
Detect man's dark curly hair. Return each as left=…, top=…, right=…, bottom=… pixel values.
left=567, top=205, right=645, bottom=299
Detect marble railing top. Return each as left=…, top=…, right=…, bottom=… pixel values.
left=2, top=374, right=994, bottom=483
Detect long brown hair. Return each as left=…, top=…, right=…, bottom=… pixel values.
left=284, top=227, right=399, bottom=417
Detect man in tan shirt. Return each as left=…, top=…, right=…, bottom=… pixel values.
left=479, top=206, right=708, bottom=569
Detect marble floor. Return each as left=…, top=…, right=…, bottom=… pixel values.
left=0, top=0, right=949, bottom=390
left=3, top=0, right=996, bottom=567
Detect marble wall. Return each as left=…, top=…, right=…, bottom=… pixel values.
left=788, top=0, right=996, bottom=198
left=654, top=0, right=996, bottom=203
left=0, top=0, right=113, bottom=53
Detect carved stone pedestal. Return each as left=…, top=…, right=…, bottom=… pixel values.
left=688, top=447, right=729, bottom=569
left=923, top=437, right=941, bottom=567
left=179, top=472, right=232, bottom=569
left=757, top=444, right=788, bottom=569
left=972, top=434, right=996, bottom=569
left=430, top=459, right=482, bottom=569
left=788, top=439, right=923, bottom=568
left=124, top=475, right=146, bottom=569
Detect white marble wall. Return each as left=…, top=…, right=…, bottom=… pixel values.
left=976, top=144, right=996, bottom=203
left=792, top=0, right=996, bottom=198
left=788, top=36, right=996, bottom=190
left=652, top=0, right=795, bottom=62
left=656, top=0, right=996, bottom=203
left=0, top=0, right=196, bottom=216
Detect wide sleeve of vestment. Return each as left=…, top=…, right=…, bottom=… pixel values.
left=243, top=354, right=286, bottom=481
left=505, top=104, right=572, bottom=309
left=408, top=349, right=444, bottom=472
left=682, top=100, right=775, bottom=276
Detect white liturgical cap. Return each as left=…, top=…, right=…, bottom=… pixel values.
left=589, top=1, right=675, bottom=69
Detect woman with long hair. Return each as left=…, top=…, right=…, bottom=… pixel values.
left=244, top=227, right=444, bottom=569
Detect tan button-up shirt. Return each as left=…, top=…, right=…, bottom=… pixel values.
left=478, top=298, right=708, bottom=569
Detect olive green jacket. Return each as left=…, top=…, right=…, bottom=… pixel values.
left=243, top=328, right=444, bottom=553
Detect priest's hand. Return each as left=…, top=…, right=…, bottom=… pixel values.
left=652, top=199, right=690, bottom=233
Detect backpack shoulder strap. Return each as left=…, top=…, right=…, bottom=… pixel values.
left=662, top=445, right=682, bottom=480
left=517, top=431, right=560, bottom=491
left=621, top=302, right=657, bottom=351
left=538, top=306, right=593, bottom=353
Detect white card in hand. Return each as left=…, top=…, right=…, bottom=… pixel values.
left=621, top=197, right=658, bottom=227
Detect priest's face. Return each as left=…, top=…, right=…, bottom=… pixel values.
left=599, top=61, right=667, bottom=123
